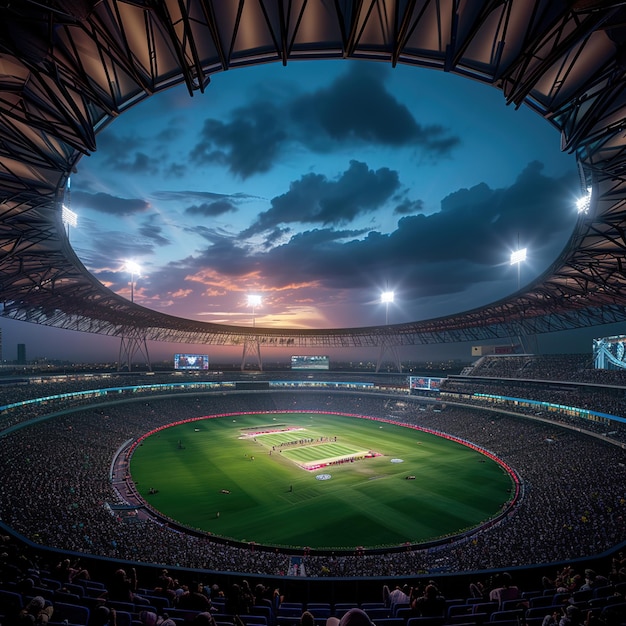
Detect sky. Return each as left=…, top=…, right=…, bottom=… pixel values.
left=2, top=59, right=600, bottom=364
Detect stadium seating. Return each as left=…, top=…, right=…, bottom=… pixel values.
left=51, top=601, right=90, bottom=626
left=306, top=602, right=332, bottom=619
left=406, top=616, right=446, bottom=626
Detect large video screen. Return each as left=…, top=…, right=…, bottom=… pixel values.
left=291, top=355, right=330, bottom=370
left=174, top=353, right=209, bottom=370
left=593, top=334, right=626, bottom=370
left=409, top=376, right=443, bottom=391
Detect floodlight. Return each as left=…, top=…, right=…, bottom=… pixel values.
left=125, top=260, right=142, bottom=276
left=125, top=260, right=141, bottom=303
left=510, top=248, right=527, bottom=265
left=510, top=247, right=527, bottom=290
left=577, top=187, right=592, bottom=214
left=247, top=294, right=262, bottom=329
left=61, top=204, right=77, bottom=228
left=381, top=290, right=395, bottom=325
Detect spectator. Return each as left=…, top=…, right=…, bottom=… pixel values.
left=412, top=583, right=446, bottom=617
left=18, top=596, right=54, bottom=626
left=327, top=608, right=374, bottom=626
left=107, top=567, right=147, bottom=605
left=579, top=569, right=610, bottom=592
left=300, top=611, right=316, bottom=626
left=489, top=572, right=522, bottom=609
left=559, top=605, right=583, bottom=626
left=178, top=582, right=212, bottom=612
left=91, top=606, right=116, bottom=626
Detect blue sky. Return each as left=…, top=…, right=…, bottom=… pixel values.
left=4, top=59, right=590, bottom=363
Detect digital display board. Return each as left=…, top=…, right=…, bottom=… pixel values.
left=409, top=376, right=443, bottom=391
left=291, top=355, right=330, bottom=370
left=174, top=354, right=209, bottom=370
left=594, top=334, right=626, bottom=370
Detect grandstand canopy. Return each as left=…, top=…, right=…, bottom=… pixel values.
left=2, top=0, right=626, bottom=350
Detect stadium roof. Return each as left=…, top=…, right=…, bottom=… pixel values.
left=1, top=0, right=626, bottom=350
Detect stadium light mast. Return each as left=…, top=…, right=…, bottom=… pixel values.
left=125, top=260, right=141, bottom=303
left=247, top=294, right=262, bottom=327
left=509, top=241, right=530, bottom=354
left=242, top=294, right=263, bottom=371
left=381, top=290, right=395, bottom=325
left=119, top=260, right=150, bottom=372
left=510, top=246, right=527, bottom=291
left=376, top=288, right=401, bottom=373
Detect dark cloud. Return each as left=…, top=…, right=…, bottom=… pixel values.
left=289, top=63, right=460, bottom=155
left=138, top=219, right=170, bottom=247
left=262, top=226, right=291, bottom=249
left=190, top=107, right=286, bottom=178
left=123, top=152, right=159, bottom=175
left=72, top=191, right=151, bottom=216
left=185, top=200, right=238, bottom=217
left=92, top=131, right=161, bottom=175
left=187, top=64, right=459, bottom=179
left=176, top=162, right=577, bottom=304
left=394, top=198, right=425, bottom=215
left=245, top=160, right=401, bottom=235
left=102, top=161, right=579, bottom=324
left=185, top=225, right=240, bottom=244
left=152, top=190, right=260, bottom=203
left=165, top=163, right=187, bottom=178
left=144, top=233, right=253, bottom=297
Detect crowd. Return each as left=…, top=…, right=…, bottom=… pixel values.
left=1, top=534, right=626, bottom=626
left=468, top=354, right=593, bottom=380
left=0, top=386, right=625, bottom=579
left=439, top=378, right=626, bottom=441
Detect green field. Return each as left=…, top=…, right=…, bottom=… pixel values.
left=130, top=412, right=514, bottom=550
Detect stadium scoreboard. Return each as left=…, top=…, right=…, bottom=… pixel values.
left=409, top=376, right=443, bottom=391
left=174, top=353, right=209, bottom=370
left=291, top=355, right=330, bottom=370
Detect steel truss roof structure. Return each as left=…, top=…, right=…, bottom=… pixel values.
left=2, top=0, right=626, bottom=351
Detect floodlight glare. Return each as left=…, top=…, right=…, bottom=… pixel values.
left=381, top=291, right=395, bottom=304
left=577, top=187, right=592, bottom=214
left=61, top=204, right=77, bottom=228
left=125, top=260, right=142, bottom=276
left=510, top=248, right=527, bottom=265
left=125, top=260, right=141, bottom=303
left=247, top=294, right=262, bottom=308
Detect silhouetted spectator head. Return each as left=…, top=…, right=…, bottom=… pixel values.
left=300, top=611, right=316, bottom=626
left=194, top=613, right=217, bottom=626
left=327, top=608, right=374, bottom=626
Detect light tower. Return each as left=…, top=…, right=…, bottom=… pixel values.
left=376, top=289, right=402, bottom=373
left=381, top=290, right=394, bottom=325
left=125, top=259, right=141, bottom=303
left=118, top=260, right=151, bottom=372
left=510, top=247, right=527, bottom=291
left=241, top=294, right=263, bottom=371
left=248, top=294, right=262, bottom=326
left=509, top=243, right=529, bottom=354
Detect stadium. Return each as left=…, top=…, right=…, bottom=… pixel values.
left=2, top=1, right=626, bottom=625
